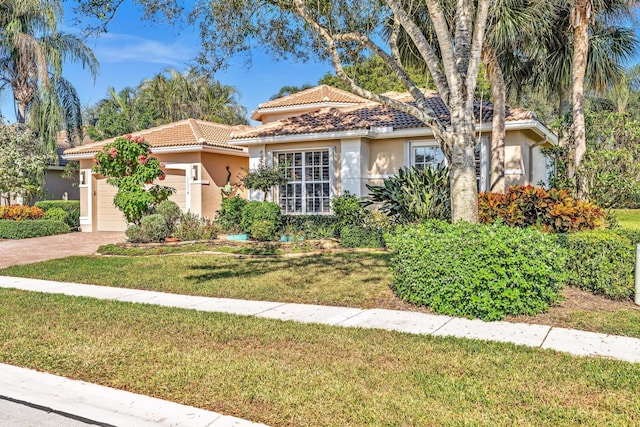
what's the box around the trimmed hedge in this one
[281,215,340,239]
[35,200,80,229]
[0,219,70,239]
[340,225,385,248]
[560,229,635,299]
[386,221,567,321]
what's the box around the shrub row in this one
[479,185,606,233]
[0,205,44,220]
[34,200,80,229]
[340,225,386,248]
[0,219,70,239]
[386,220,568,321]
[561,229,636,299]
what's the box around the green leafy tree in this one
[582,111,640,208]
[92,135,174,224]
[319,56,434,93]
[269,84,314,100]
[0,124,50,204]
[240,156,288,201]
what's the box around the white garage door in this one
[95,179,127,232]
[95,170,187,232]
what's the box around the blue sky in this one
[0,2,333,124]
[1,3,639,125]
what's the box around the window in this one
[412,145,445,169]
[409,139,488,191]
[277,150,331,214]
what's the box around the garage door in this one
[162,169,187,210]
[95,179,127,232]
[94,170,187,232]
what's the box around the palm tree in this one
[567,0,637,199]
[137,67,248,125]
[0,0,98,150]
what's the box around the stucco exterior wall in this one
[368,138,405,177]
[200,152,248,218]
[40,169,79,201]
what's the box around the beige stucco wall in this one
[367,138,406,177]
[200,152,248,219]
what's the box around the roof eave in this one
[251,102,363,121]
[230,129,377,145]
[63,144,247,160]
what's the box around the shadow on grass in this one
[184,252,391,283]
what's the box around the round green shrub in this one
[240,201,282,239]
[386,220,567,321]
[34,201,80,229]
[125,224,145,243]
[155,200,181,233]
[44,207,67,222]
[216,196,247,233]
[140,214,168,242]
[332,191,368,227]
[251,219,279,241]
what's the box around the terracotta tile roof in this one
[233,91,537,139]
[256,85,368,109]
[64,119,245,156]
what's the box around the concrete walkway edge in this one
[0,363,268,427]
[1,275,638,364]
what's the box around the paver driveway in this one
[0,232,124,268]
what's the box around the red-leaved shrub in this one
[479,185,605,233]
[0,205,45,221]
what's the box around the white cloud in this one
[93,33,196,66]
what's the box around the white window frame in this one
[406,140,446,169]
[273,148,335,215]
[406,138,490,192]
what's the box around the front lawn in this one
[0,252,396,308]
[2,252,640,337]
[614,209,640,229]
[1,289,639,427]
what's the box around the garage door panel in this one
[95,170,187,232]
[160,170,187,210]
[96,179,127,232]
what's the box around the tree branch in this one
[385,0,450,103]
[466,0,490,106]
[290,0,446,141]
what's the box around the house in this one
[229,85,557,214]
[64,85,557,231]
[39,139,80,203]
[63,119,249,232]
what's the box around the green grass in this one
[613,209,640,229]
[0,253,394,308]
[1,289,639,427]
[98,243,286,256]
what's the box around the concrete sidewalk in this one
[1,275,639,363]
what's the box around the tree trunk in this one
[572,8,589,200]
[448,104,479,222]
[485,49,505,193]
